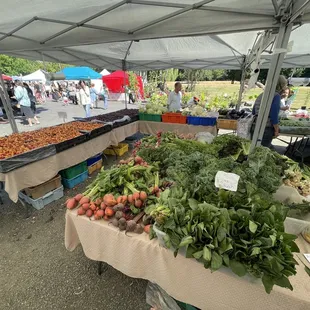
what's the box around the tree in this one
[225,70,242,84]
[182,69,207,91]
[0,54,69,76]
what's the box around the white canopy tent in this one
[0,0,310,141]
[21,69,47,82]
[100,69,110,76]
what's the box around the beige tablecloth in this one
[139,121,217,136]
[65,209,310,310]
[0,121,217,202]
[0,122,139,202]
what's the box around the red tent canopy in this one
[1,74,12,81]
[102,71,144,98]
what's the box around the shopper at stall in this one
[167,82,182,112]
[90,83,98,109]
[100,83,109,109]
[77,80,91,117]
[23,82,37,114]
[252,75,287,148]
[13,80,40,126]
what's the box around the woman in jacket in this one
[14,80,40,126]
[77,80,91,117]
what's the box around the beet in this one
[126,220,137,232]
[134,224,144,234]
[111,218,119,227]
[115,211,123,220]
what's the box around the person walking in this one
[23,82,37,114]
[13,80,40,126]
[90,83,99,109]
[77,80,91,117]
[100,84,109,109]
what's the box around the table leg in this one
[97,261,108,275]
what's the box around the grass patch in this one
[167,81,310,109]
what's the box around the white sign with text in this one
[215,171,240,192]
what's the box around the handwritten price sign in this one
[215,171,240,192]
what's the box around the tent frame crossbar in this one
[129,0,215,34]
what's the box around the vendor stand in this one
[65,209,310,310]
[0,121,217,202]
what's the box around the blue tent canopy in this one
[57,67,102,80]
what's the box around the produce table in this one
[139,121,217,136]
[0,122,139,202]
[65,209,310,310]
[0,121,217,202]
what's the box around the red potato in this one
[104,194,117,207]
[134,156,143,165]
[66,198,77,210]
[79,196,90,205]
[127,195,133,204]
[95,198,102,206]
[86,209,93,218]
[132,192,140,201]
[105,207,115,217]
[82,203,90,211]
[135,199,143,209]
[74,194,83,202]
[144,224,151,234]
[139,191,147,201]
[117,196,122,204]
[97,209,104,218]
[77,207,86,216]
[100,202,107,210]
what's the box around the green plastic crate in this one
[60,161,87,180]
[139,113,162,122]
[175,300,198,310]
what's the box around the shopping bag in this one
[237,114,254,139]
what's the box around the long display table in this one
[0,121,217,202]
[65,209,310,310]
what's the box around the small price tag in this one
[215,171,240,192]
[304,254,310,263]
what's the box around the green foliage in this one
[0,54,68,75]
[128,71,139,93]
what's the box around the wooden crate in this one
[217,119,238,130]
[24,175,62,200]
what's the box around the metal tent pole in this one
[0,72,18,133]
[122,60,128,109]
[250,22,293,150]
[236,58,246,111]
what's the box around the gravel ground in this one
[0,157,150,310]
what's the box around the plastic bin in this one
[19,186,64,210]
[24,174,61,200]
[87,153,102,166]
[162,112,187,124]
[187,116,217,126]
[62,170,88,189]
[60,161,87,179]
[217,119,238,130]
[88,159,103,175]
[104,143,129,157]
[139,113,162,122]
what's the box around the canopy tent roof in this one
[0,1,309,70]
[1,74,12,81]
[57,66,102,80]
[21,69,46,82]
